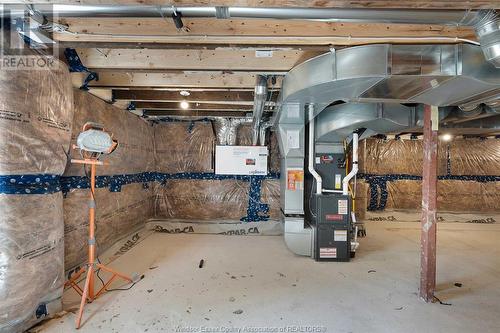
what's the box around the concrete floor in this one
[36,221,500,333]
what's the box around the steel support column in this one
[420,105,438,302]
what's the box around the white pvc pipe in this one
[342,132,359,196]
[307,105,322,195]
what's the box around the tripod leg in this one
[65,267,86,296]
[75,266,93,329]
[66,267,86,286]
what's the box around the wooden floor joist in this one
[113,90,255,102]
[55,18,476,46]
[75,48,321,71]
[143,110,253,118]
[113,90,278,104]
[71,71,283,89]
[137,102,254,111]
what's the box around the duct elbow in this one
[475,10,500,68]
[215,117,251,145]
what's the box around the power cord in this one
[95,257,145,292]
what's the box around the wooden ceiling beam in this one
[58,18,474,38]
[71,71,283,89]
[60,42,330,51]
[56,18,476,46]
[75,48,320,71]
[114,90,255,102]
[136,102,254,111]
[143,110,252,118]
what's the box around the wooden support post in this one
[420,104,438,302]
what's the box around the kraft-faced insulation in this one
[63,90,156,270]
[0,61,73,333]
[356,138,500,214]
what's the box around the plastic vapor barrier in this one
[147,219,283,236]
[356,138,500,214]
[65,90,155,176]
[448,139,500,175]
[63,91,155,271]
[354,180,369,220]
[64,183,155,269]
[261,179,280,220]
[0,61,73,332]
[358,138,448,176]
[152,121,281,224]
[154,179,250,220]
[154,121,214,173]
[384,180,500,212]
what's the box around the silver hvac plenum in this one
[475,10,500,68]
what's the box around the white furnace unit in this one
[215,145,268,175]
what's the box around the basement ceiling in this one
[32,0,499,117]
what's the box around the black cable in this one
[105,277,144,292]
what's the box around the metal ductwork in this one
[474,10,500,68]
[2,5,486,26]
[315,103,420,143]
[251,75,268,146]
[277,44,500,124]
[214,117,252,146]
[276,43,500,258]
[258,121,272,146]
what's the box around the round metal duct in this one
[475,10,500,68]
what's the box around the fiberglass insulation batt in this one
[0,61,73,332]
[152,121,281,222]
[356,138,500,213]
[63,90,155,270]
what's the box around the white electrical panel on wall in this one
[215,146,268,175]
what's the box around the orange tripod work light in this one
[64,122,140,329]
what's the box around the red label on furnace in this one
[325,214,343,221]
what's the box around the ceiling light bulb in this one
[180,101,189,110]
[180,90,190,96]
[441,133,453,141]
